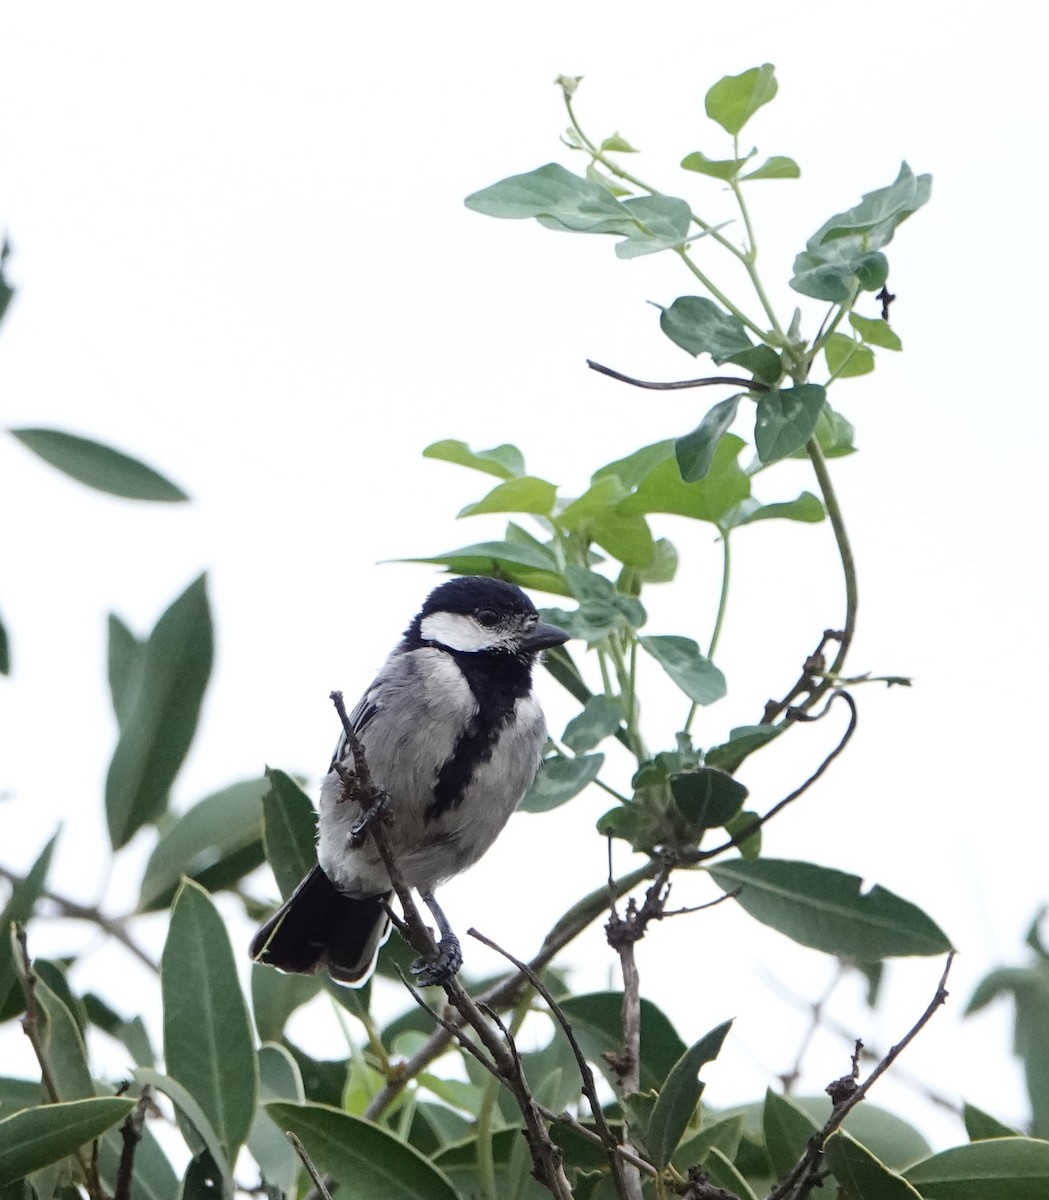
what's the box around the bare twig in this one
[768,953,955,1200]
[0,864,158,973]
[287,1132,333,1200]
[114,1088,152,1200]
[587,359,770,393]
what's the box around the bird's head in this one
[406,577,568,657]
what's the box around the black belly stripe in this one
[425,649,532,822]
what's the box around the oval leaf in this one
[646,1020,733,1167]
[742,155,801,181]
[905,1136,1049,1198]
[162,880,258,1159]
[0,1097,135,1185]
[266,1101,460,1200]
[9,428,188,501]
[520,753,604,813]
[826,1130,924,1198]
[105,575,214,849]
[640,636,726,706]
[755,384,827,464]
[763,1089,820,1181]
[659,296,754,364]
[707,858,953,959]
[705,64,778,135]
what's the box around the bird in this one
[250,575,569,987]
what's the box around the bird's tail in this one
[249,865,390,986]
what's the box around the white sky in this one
[1,0,1047,1153]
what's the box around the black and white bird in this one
[250,576,568,986]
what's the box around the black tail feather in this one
[250,865,390,986]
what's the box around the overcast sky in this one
[2,0,1046,1148]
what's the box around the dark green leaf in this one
[646,1021,732,1167]
[0,836,56,1022]
[791,246,889,301]
[133,1069,233,1199]
[905,1136,1049,1199]
[670,768,747,828]
[763,1090,819,1182]
[675,396,743,483]
[620,435,750,525]
[825,332,875,378]
[742,155,800,181]
[672,1113,746,1173]
[398,540,568,596]
[0,1078,45,1117]
[32,979,93,1101]
[826,1130,923,1198]
[247,1044,304,1196]
[725,810,762,859]
[281,1043,348,1109]
[422,439,524,479]
[795,405,856,459]
[0,1098,135,1186]
[680,152,749,180]
[705,64,779,135]
[252,966,322,1044]
[139,779,267,910]
[755,384,827,464]
[707,858,954,959]
[105,575,213,849]
[0,612,9,675]
[640,636,726,705]
[261,769,317,900]
[266,1102,460,1200]
[700,720,777,768]
[458,476,557,518]
[964,1103,1021,1141]
[563,696,624,753]
[559,993,687,1092]
[520,754,604,813]
[106,615,142,732]
[705,1146,760,1200]
[849,314,902,350]
[730,343,783,383]
[659,297,754,364]
[8,429,188,502]
[162,881,257,1159]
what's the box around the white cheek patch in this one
[421,611,503,652]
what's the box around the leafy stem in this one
[676,247,766,338]
[728,136,785,339]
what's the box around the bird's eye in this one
[475,608,499,626]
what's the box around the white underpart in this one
[420,611,510,652]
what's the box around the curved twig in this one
[587,359,770,392]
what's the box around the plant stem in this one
[728,137,785,339]
[805,439,857,687]
[708,531,732,662]
[676,247,766,338]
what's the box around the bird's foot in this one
[348,789,392,847]
[410,935,463,987]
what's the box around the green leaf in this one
[0,611,9,676]
[600,131,638,153]
[594,441,675,491]
[706,1145,760,1200]
[825,332,875,378]
[675,396,742,483]
[659,297,754,364]
[742,155,801,181]
[670,768,747,828]
[557,476,628,530]
[797,405,857,459]
[726,810,762,859]
[680,152,749,180]
[964,1103,1021,1141]
[640,636,726,705]
[106,614,143,732]
[706,64,778,135]
[82,994,155,1068]
[905,1137,1049,1198]
[646,1020,732,1167]
[133,1068,234,1199]
[620,434,750,525]
[458,476,557,518]
[247,1044,304,1196]
[252,966,321,1045]
[261,769,318,900]
[559,993,687,1092]
[763,1089,820,1182]
[591,512,656,569]
[0,836,56,1022]
[849,314,902,350]
[707,858,954,959]
[755,384,827,464]
[641,537,679,584]
[8,429,188,502]
[162,880,258,1159]
[791,164,931,301]
[724,491,825,529]
[105,575,213,849]
[826,1130,923,1198]
[705,725,782,772]
[0,239,13,330]
[399,540,568,596]
[520,754,604,813]
[565,566,646,637]
[0,1097,135,1186]
[422,439,524,479]
[266,1101,460,1200]
[139,779,267,910]
[611,196,694,259]
[32,978,93,1101]
[563,696,624,754]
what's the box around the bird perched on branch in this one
[250,576,568,986]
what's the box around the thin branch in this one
[287,1132,333,1200]
[0,864,158,973]
[587,359,769,393]
[114,1088,152,1200]
[768,953,955,1200]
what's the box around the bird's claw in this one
[348,790,391,847]
[410,935,463,987]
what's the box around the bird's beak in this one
[521,621,570,652]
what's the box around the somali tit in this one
[250,576,569,986]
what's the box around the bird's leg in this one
[410,889,463,986]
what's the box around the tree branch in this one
[587,359,769,393]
